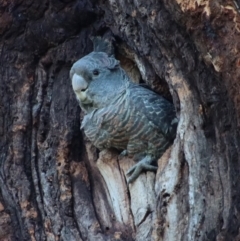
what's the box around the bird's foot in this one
[126,156,157,184]
[119,150,128,159]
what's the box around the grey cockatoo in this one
[70,38,178,183]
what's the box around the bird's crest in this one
[91,36,115,57]
[85,52,119,70]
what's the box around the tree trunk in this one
[1,0,240,240]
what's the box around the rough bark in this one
[0,0,240,241]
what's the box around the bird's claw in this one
[126,157,157,184]
[119,150,128,159]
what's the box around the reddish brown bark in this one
[0,0,240,240]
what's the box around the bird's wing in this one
[128,83,178,140]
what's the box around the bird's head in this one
[70,52,129,112]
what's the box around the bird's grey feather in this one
[70,39,178,183]
[92,36,115,56]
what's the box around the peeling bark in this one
[1,0,240,240]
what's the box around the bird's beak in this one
[72,73,88,102]
[72,73,88,92]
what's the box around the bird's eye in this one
[93,69,99,76]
